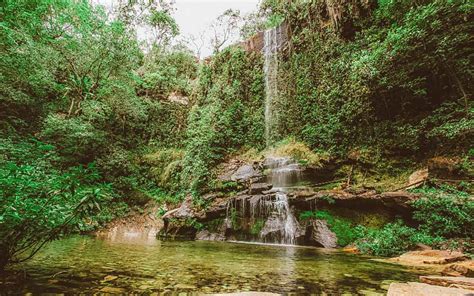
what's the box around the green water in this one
[3,236,425,294]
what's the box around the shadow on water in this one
[1,235,427,294]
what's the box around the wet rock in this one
[442,261,474,277]
[387,282,472,296]
[249,183,272,194]
[102,275,118,282]
[231,164,261,182]
[307,219,337,248]
[159,196,199,240]
[195,229,226,241]
[420,276,474,290]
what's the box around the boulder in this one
[419,276,474,290]
[231,164,261,182]
[195,229,226,241]
[387,282,472,296]
[307,219,337,248]
[442,261,474,277]
[249,183,272,194]
[407,168,429,189]
[159,196,199,239]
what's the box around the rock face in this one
[306,220,337,248]
[249,183,272,194]
[387,282,472,296]
[159,196,199,239]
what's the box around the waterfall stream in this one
[226,157,302,245]
[264,25,284,147]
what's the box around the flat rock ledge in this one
[387,250,469,268]
[387,282,473,296]
[420,276,474,290]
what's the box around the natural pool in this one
[2,235,426,294]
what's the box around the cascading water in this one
[226,157,303,245]
[225,23,299,245]
[264,25,284,147]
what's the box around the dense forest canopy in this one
[0,0,472,269]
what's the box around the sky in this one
[95,0,261,57]
[173,0,261,57]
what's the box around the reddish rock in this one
[419,276,474,290]
[442,261,474,277]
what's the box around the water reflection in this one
[2,236,424,294]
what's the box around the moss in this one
[250,219,265,235]
[266,137,330,167]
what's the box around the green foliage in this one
[271,0,472,156]
[250,219,265,235]
[411,186,474,238]
[182,47,265,192]
[355,221,443,257]
[300,210,363,247]
[0,138,117,269]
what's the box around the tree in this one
[210,9,242,53]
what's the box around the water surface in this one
[3,235,425,294]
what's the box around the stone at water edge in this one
[419,276,474,290]
[389,250,470,266]
[443,261,474,277]
[231,164,260,182]
[387,282,472,296]
[248,183,272,194]
[308,219,337,248]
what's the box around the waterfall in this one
[264,25,284,147]
[226,156,301,245]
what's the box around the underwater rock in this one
[387,282,471,296]
[307,219,337,248]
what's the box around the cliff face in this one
[321,0,377,38]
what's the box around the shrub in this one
[300,210,363,247]
[355,221,443,257]
[411,186,474,238]
[0,139,115,270]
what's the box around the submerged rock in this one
[387,282,472,296]
[307,219,337,248]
